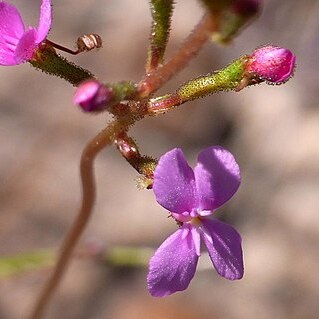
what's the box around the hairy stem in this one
[30,45,94,86]
[28,117,135,319]
[138,13,217,97]
[146,0,175,72]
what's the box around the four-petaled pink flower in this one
[0,0,52,66]
[148,146,244,297]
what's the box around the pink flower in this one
[0,0,52,66]
[246,45,296,83]
[148,146,243,297]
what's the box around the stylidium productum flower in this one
[246,45,296,84]
[148,146,243,297]
[0,0,52,66]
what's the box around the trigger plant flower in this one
[148,146,243,297]
[0,0,52,66]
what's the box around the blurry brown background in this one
[1,0,319,318]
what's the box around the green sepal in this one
[109,81,137,102]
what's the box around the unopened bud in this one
[115,134,140,160]
[246,46,296,84]
[211,0,262,44]
[73,80,113,112]
[232,0,261,16]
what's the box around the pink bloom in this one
[148,146,243,297]
[246,45,296,83]
[0,0,52,66]
[73,80,114,112]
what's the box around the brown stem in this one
[46,39,80,55]
[114,131,157,179]
[28,118,135,319]
[138,13,217,97]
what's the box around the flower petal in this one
[36,0,52,43]
[153,148,197,214]
[201,218,244,280]
[0,2,25,64]
[147,225,199,297]
[14,28,37,64]
[0,2,25,40]
[0,48,16,66]
[194,146,240,210]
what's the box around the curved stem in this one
[138,13,217,97]
[28,118,135,319]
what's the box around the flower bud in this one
[206,0,262,44]
[115,134,140,160]
[232,0,261,16]
[73,80,113,112]
[246,46,296,83]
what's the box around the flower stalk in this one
[138,13,217,97]
[146,0,175,72]
[28,115,140,319]
[148,56,250,113]
[211,0,261,44]
[0,246,154,280]
[29,44,94,86]
[114,132,157,178]
[199,0,262,44]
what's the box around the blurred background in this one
[0,0,319,318]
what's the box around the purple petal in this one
[14,28,37,64]
[201,218,244,280]
[0,2,25,65]
[153,148,197,214]
[194,146,240,210]
[0,48,16,66]
[147,225,199,297]
[36,0,52,43]
[0,2,25,40]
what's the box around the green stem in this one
[0,246,153,280]
[146,0,175,72]
[148,56,250,113]
[104,247,153,267]
[0,250,55,279]
[30,44,94,86]
[177,56,248,100]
